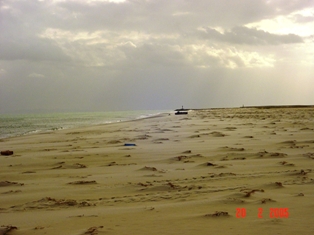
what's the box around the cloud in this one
[38,24,284,69]
[293,9,314,23]
[0,1,70,62]
[180,44,275,69]
[0,39,71,62]
[246,7,314,37]
[0,0,313,113]
[28,73,46,78]
[198,26,303,45]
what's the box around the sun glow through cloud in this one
[246,8,314,37]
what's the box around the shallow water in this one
[0,110,170,139]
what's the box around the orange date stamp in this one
[236,208,289,218]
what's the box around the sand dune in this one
[0,107,314,234]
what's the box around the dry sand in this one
[0,107,314,234]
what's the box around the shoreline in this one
[0,110,171,141]
[1,107,314,234]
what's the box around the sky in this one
[0,0,314,113]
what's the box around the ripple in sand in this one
[256,151,287,158]
[210,131,226,137]
[106,161,137,166]
[1,190,22,194]
[0,225,18,234]
[107,140,122,144]
[0,181,24,187]
[189,134,200,138]
[140,166,158,171]
[261,198,276,204]
[83,226,104,235]
[240,189,265,198]
[204,211,230,217]
[275,182,283,188]
[51,162,87,169]
[290,169,311,176]
[278,140,310,149]
[278,161,295,166]
[139,166,167,173]
[222,197,245,204]
[300,127,313,131]
[303,152,314,159]
[173,154,203,163]
[224,126,237,131]
[8,197,95,211]
[143,174,163,177]
[154,138,170,141]
[221,146,245,151]
[68,180,97,185]
[232,157,246,160]
[204,162,216,166]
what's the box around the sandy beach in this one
[1,107,314,235]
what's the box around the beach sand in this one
[1,107,314,234]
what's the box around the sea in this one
[0,110,171,139]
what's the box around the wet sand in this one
[1,107,314,234]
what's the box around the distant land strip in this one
[188,105,314,110]
[240,105,314,109]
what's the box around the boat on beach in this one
[175,106,189,115]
